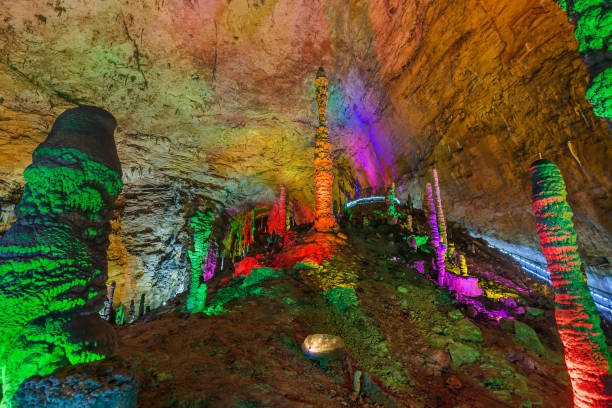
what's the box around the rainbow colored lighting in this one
[530,159,612,407]
[313,67,338,232]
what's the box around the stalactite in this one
[433,168,447,247]
[530,159,612,407]
[0,106,123,406]
[224,208,268,258]
[426,183,446,286]
[313,67,337,232]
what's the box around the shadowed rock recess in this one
[0,0,610,406]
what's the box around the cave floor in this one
[97,212,580,408]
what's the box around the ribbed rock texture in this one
[530,159,612,407]
[0,106,123,405]
[0,0,610,310]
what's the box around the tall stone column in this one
[0,106,123,406]
[313,67,337,232]
[530,159,612,407]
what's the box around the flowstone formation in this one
[530,159,612,407]
[0,106,123,406]
[313,67,338,233]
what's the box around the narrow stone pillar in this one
[313,67,338,232]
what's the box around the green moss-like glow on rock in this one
[186,209,213,313]
[586,67,612,118]
[115,303,125,325]
[0,143,122,407]
[202,267,282,316]
[556,0,612,120]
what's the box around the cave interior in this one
[0,0,611,407]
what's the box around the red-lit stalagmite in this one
[313,67,337,232]
[530,159,612,407]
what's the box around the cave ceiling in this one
[0,0,610,290]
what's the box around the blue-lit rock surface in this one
[13,360,138,408]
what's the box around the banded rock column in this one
[313,67,338,232]
[530,159,612,407]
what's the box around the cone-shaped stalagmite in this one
[313,67,337,232]
[0,106,123,406]
[530,159,612,407]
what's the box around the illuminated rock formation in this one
[186,209,213,313]
[530,159,612,407]
[426,183,446,286]
[386,183,399,222]
[203,239,218,282]
[433,169,447,247]
[0,106,123,406]
[224,208,267,259]
[555,0,611,122]
[267,185,287,237]
[103,281,116,321]
[313,67,337,233]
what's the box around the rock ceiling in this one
[0,0,610,307]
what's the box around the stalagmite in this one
[530,159,612,407]
[433,169,447,247]
[186,209,213,313]
[426,183,446,286]
[0,106,123,406]
[313,67,338,232]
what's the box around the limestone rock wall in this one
[0,0,609,308]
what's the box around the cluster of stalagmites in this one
[0,106,123,406]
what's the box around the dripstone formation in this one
[0,106,123,406]
[530,159,612,407]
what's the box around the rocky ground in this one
[20,206,609,408]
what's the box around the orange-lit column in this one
[314,67,337,232]
[530,159,612,407]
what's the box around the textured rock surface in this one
[13,360,138,408]
[0,106,123,404]
[0,0,610,310]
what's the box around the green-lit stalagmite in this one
[186,209,213,313]
[530,159,612,407]
[0,106,123,406]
